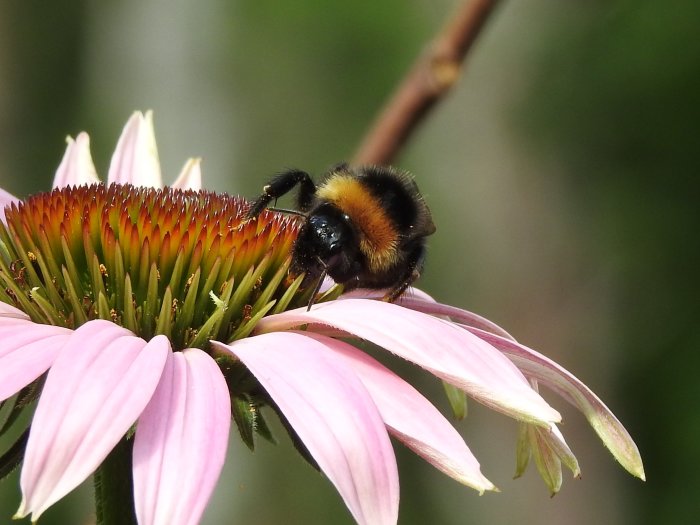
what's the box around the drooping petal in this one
[514,421,532,478]
[0,319,72,401]
[396,294,515,340]
[171,157,202,191]
[528,423,563,496]
[303,332,495,493]
[535,423,579,481]
[215,332,400,525]
[17,321,170,520]
[541,423,579,477]
[133,348,231,525]
[256,299,561,426]
[0,187,19,224]
[52,132,99,188]
[107,110,163,188]
[516,421,580,496]
[466,326,645,481]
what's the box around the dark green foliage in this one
[519,1,700,522]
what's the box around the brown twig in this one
[352,0,501,166]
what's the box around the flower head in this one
[0,111,644,525]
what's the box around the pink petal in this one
[0,186,19,224]
[396,295,516,340]
[466,326,646,481]
[342,290,515,340]
[107,111,163,188]
[0,319,72,401]
[214,332,400,525]
[340,286,434,304]
[52,132,99,188]
[133,348,231,525]
[303,332,496,493]
[17,321,170,520]
[256,299,561,426]
[171,158,202,191]
[0,301,31,319]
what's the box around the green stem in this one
[93,437,137,525]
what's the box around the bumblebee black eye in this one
[304,208,357,261]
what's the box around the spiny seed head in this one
[0,184,306,350]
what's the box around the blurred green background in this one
[1,0,697,523]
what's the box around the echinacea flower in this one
[0,111,644,525]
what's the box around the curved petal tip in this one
[107,110,163,188]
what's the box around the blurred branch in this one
[352,0,501,166]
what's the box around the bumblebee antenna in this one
[267,207,307,218]
[306,258,328,311]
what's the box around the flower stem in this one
[94,437,137,525]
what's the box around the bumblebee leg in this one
[382,244,427,303]
[247,169,316,219]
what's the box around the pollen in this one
[0,184,304,349]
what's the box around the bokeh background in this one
[1,0,697,523]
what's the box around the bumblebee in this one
[247,163,436,308]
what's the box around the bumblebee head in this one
[292,203,362,284]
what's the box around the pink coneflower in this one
[0,112,644,525]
